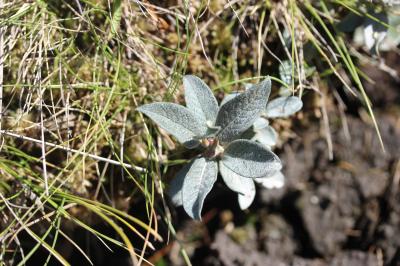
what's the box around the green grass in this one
[0,0,392,265]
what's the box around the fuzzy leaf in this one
[253,117,269,130]
[238,181,255,210]
[182,157,218,220]
[381,14,400,51]
[363,24,377,50]
[265,96,303,118]
[244,83,253,90]
[205,125,221,138]
[279,60,293,86]
[364,24,387,50]
[137,103,207,148]
[221,139,281,178]
[253,125,278,147]
[255,171,285,189]
[168,162,193,206]
[279,86,292,97]
[184,75,219,124]
[219,162,254,195]
[222,80,273,101]
[220,92,240,106]
[215,78,271,143]
[353,12,388,52]
[388,14,400,41]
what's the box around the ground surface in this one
[2,1,400,265]
[156,53,400,266]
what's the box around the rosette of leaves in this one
[137,75,282,219]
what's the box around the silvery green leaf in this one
[216,78,271,144]
[279,60,293,86]
[220,92,240,106]
[137,103,207,148]
[205,125,221,138]
[244,83,253,90]
[238,181,255,210]
[220,82,256,107]
[168,162,192,206]
[184,75,219,124]
[253,125,278,147]
[265,96,303,118]
[360,12,388,51]
[364,23,387,50]
[363,24,376,50]
[239,127,256,140]
[221,139,282,178]
[219,162,254,195]
[253,117,269,130]
[388,13,400,41]
[255,171,285,189]
[279,86,292,97]
[182,157,218,220]
[353,26,365,46]
[282,28,292,49]
[381,14,400,51]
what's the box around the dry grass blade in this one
[0,192,70,266]
[0,130,146,172]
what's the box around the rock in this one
[329,251,378,266]
[211,231,287,266]
[260,214,297,260]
